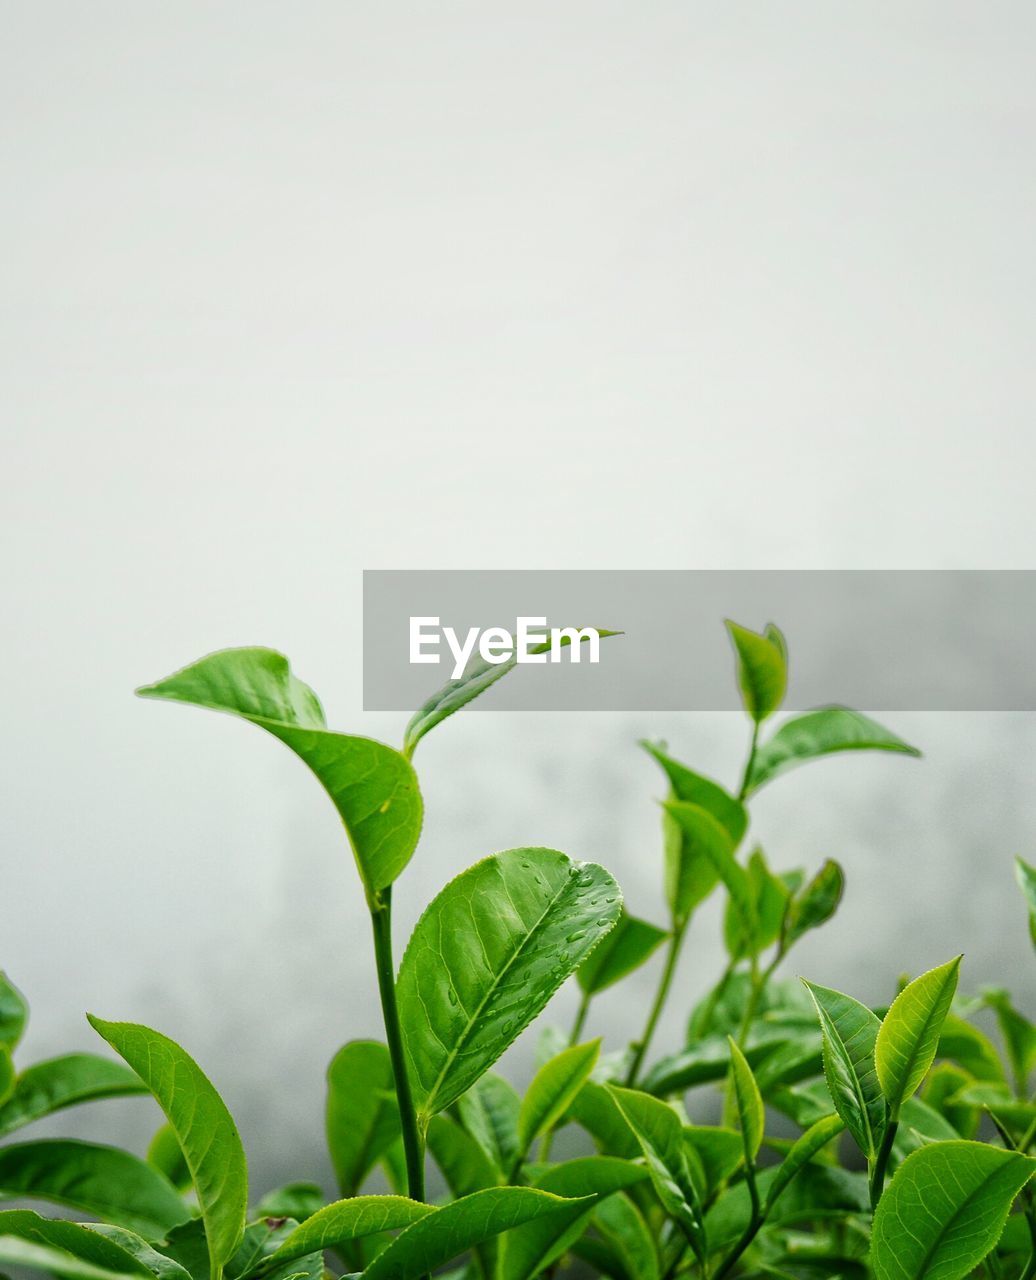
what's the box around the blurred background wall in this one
[3,1,1035,1196]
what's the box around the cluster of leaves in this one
[2,620,1035,1280]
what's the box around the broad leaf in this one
[88,1226,195,1280]
[784,860,845,948]
[0,1211,156,1280]
[982,988,1036,1093]
[1016,857,1036,947]
[359,1187,587,1280]
[593,1192,659,1280]
[875,957,961,1116]
[607,1087,704,1253]
[403,629,619,757]
[640,743,748,844]
[937,1014,1005,1084]
[262,1197,432,1268]
[763,1112,844,1213]
[663,802,753,933]
[726,620,787,722]
[455,1073,522,1174]
[871,1141,1036,1280]
[0,974,27,1051]
[253,1182,324,1222]
[498,1158,648,1280]
[397,848,621,1120]
[138,648,422,897]
[567,1081,638,1159]
[517,1040,600,1161]
[0,1054,147,1139]
[88,1016,248,1280]
[0,1140,189,1238]
[746,707,920,796]
[427,1115,499,1198]
[683,1126,744,1198]
[326,1041,400,1196]
[642,1032,790,1096]
[727,1038,764,1162]
[576,911,667,995]
[802,980,887,1159]
[706,1164,869,1252]
[148,1124,191,1193]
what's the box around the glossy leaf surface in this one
[516,1040,600,1160]
[264,1197,431,1267]
[803,980,887,1159]
[875,957,961,1115]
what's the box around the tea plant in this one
[2,619,1035,1280]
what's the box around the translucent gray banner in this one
[363,570,1036,711]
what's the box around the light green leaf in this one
[87,1225,195,1280]
[88,1016,248,1280]
[403,629,620,758]
[726,1038,764,1162]
[360,1187,587,1280]
[875,957,961,1117]
[0,1236,139,1280]
[566,1081,638,1159]
[0,1211,155,1280]
[455,1073,522,1174]
[663,801,753,933]
[147,1124,190,1193]
[784,860,845,948]
[325,1041,400,1197]
[982,988,1036,1093]
[802,980,887,1159]
[640,743,748,844]
[0,1054,147,1139]
[723,847,788,961]
[606,1087,704,1253]
[0,975,27,1052]
[398,848,621,1120]
[763,1112,844,1213]
[576,911,667,996]
[871,1141,1036,1280]
[517,1040,600,1161]
[594,1192,659,1280]
[0,1140,189,1238]
[137,648,422,897]
[253,1184,324,1223]
[262,1197,431,1268]
[746,707,921,796]
[725,620,787,723]
[498,1158,648,1280]
[1016,857,1036,948]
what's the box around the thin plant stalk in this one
[624,924,687,1088]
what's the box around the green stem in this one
[370,889,425,1202]
[737,721,760,802]
[868,1118,898,1211]
[624,923,688,1088]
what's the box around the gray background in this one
[3,2,1035,1198]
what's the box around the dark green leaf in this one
[981,988,1036,1093]
[326,1041,400,1197]
[642,1032,790,1096]
[593,1192,658,1280]
[802,980,887,1159]
[0,1054,147,1139]
[397,848,621,1120]
[253,1184,324,1222]
[705,1165,868,1252]
[723,848,788,961]
[746,707,921,796]
[875,957,961,1116]
[427,1115,498,1198]
[683,1127,744,1198]
[871,1141,1036,1280]
[87,1226,195,1280]
[0,1140,189,1238]
[262,1197,431,1268]
[936,1014,1005,1085]
[784,860,845,948]
[0,976,27,1052]
[455,1073,522,1174]
[725,620,787,723]
[663,802,753,934]
[0,1050,12,1108]
[517,1040,600,1161]
[404,629,620,757]
[576,911,667,996]
[0,1211,156,1280]
[88,1016,248,1280]
[138,649,422,897]
[567,1082,638,1159]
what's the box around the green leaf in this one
[642,1032,790,1096]
[253,1184,325,1223]
[137,649,422,898]
[517,1040,600,1161]
[763,1112,844,1213]
[147,1124,191,1194]
[0,1237,138,1280]
[576,911,667,996]
[0,975,27,1052]
[359,1187,588,1280]
[802,980,887,1159]
[325,1041,401,1197]
[606,1087,704,1253]
[663,802,753,933]
[398,848,621,1120]
[87,1225,195,1280]
[404,629,620,757]
[427,1115,499,1198]
[0,1054,148,1139]
[683,1126,744,1198]
[567,1081,638,1159]
[640,743,748,845]
[746,707,921,796]
[726,1038,764,1162]
[784,860,845,948]
[1016,857,1036,948]
[0,1211,156,1280]
[498,1158,648,1280]
[262,1197,431,1269]
[723,847,788,961]
[705,1164,868,1252]
[0,1049,12,1108]
[937,1014,1005,1085]
[0,1140,189,1238]
[594,1192,659,1280]
[875,957,961,1117]
[454,1072,521,1177]
[871,1141,1036,1280]
[88,1016,248,1280]
[725,620,787,723]
[982,988,1036,1093]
